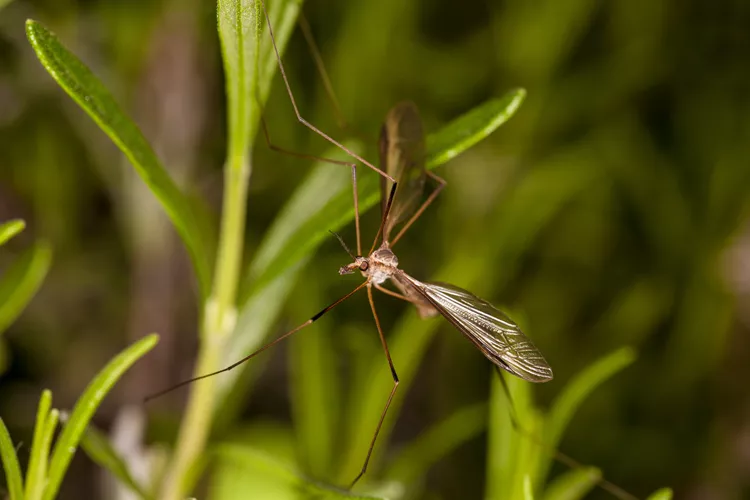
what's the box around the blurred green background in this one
[1,0,750,498]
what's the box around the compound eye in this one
[359,261,369,271]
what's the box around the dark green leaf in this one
[26,21,212,298]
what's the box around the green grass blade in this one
[538,347,636,486]
[0,242,52,337]
[0,220,25,247]
[79,425,150,500]
[426,88,526,167]
[541,467,601,500]
[385,402,487,484]
[646,488,673,500]
[25,21,212,298]
[43,334,159,500]
[0,418,23,500]
[24,389,52,500]
[214,444,385,499]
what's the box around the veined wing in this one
[379,101,426,241]
[398,273,553,383]
[391,273,439,319]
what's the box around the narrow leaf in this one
[0,220,25,247]
[43,334,158,500]
[24,389,52,500]
[215,444,385,499]
[0,418,23,500]
[542,467,601,500]
[242,92,523,301]
[25,21,212,297]
[79,425,150,500]
[426,88,526,167]
[218,0,262,163]
[0,242,52,337]
[646,488,673,500]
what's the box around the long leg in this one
[369,182,398,255]
[297,13,346,132]
[349,286,400,488]
[374,283,416,304]
[258,110,363,255]
[390,170,447,247]
[144,281,368,403]
[260,0,395,186]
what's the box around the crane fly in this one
[145,100,553,487]
[142,3,654,497]
[145,0,552,490]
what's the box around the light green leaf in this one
[542,467,601,500]
[0,418,23,500]
[79,425,150,500]
[218,0,263,164]
[646,488,673,500]
[0,242,52,337]
[242,92,524,300]
[214,444,385,499]
[43,334,159,500]
[0,220,25,247]
[24,390,55,500]
[25,21,212,298]
[538,348,636,486]
[385,402,487,484]
[425,88,526,167]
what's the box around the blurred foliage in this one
[1,0,750,499]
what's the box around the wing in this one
[391,273,439,318]
[379,101,427,241]
[398,274,553,383]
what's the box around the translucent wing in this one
[398,274,553,382]
[379,101,426,242]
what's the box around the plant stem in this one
[160,157,250,500]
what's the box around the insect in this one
[145,0,554,490]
